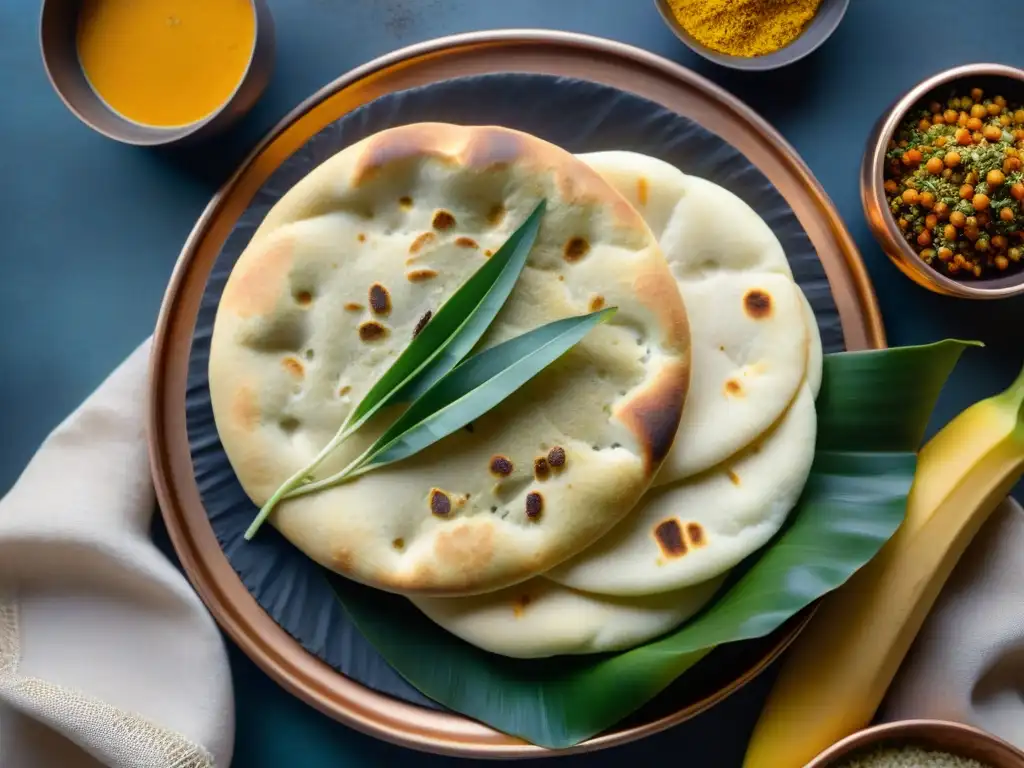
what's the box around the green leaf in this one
[287,308,616,498]
[326,340,975,748]
[815,339,981,452]
[243,200,546,539]
[351,198,547,422]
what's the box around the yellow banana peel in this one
[743,360,1024,768]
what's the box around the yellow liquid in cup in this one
[76,0,256,128]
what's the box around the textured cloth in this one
[883,495,1024,748]
[0,339,234,767]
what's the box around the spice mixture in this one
[884,87,1024,280]
[837,744,992,768]
[666,0,822,58]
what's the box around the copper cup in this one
[39,0,275,146]
[861,63,1024,299]
[806,720,1024,768]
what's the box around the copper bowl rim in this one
[861,62,1024,299]
[38,0,273,146]
[148,28,885,759]
[651,0,850,72]
[805,719,1024,767]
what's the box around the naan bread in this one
[209,124,691,597]
[653,271,808,484]
[578,151,809,482]
[578,151,793,278]
[410,573,724,658]
[800,289,823,398]
[546,383,817,595]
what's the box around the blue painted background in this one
[2,1,1023,765]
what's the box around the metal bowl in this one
[861,63,1024,299]
[39,0,275,146]
[653,0,849,71]
[806,720,1024,768]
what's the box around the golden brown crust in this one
[654,518,687,557]
[633,269,691,356]
[743,288,773,319]
[219,237,296,318]
[349,123,648,231]
[229,386,261,434]
[408,232,436,254]
[281,357,305,378]
[615,358,691,474]
[432,522,496,582]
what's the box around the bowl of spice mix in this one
[40,0,274,146]
[805,719,1024,768]
[654,0,849,70]
[863,64,1024,299]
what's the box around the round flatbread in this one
[210,124,691,597]
[577,151,793,278]
[654,270,809,484]
[546,383,817,595]
[410,574,724,658]
[799,288,823,398]
[578,151,808,483]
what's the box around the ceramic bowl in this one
[806,719,1024,768]
[861,63,1024,299]
[653,0,849,71]
[39,0,275,146]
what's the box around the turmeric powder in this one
[667,0,823,58]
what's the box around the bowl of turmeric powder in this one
[654,0,848,71]
[40,0,275,146]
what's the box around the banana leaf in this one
[326,340,974,748]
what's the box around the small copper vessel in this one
[39,0,275,146]
[861,63,1024,299]
[807,719,1024,768]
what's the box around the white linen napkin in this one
[882,495,1024,748]
[0,338,234,768]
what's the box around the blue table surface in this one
[3,1,1024,765]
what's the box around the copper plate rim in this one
[148,29,886,759]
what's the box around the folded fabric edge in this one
[0,592,216,768]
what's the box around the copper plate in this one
[149,30,885,759]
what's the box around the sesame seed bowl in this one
[806,720,1024,768]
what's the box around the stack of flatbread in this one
[209,125,823,659]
